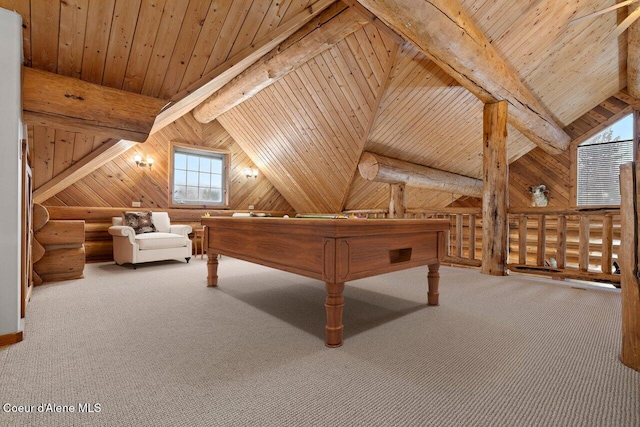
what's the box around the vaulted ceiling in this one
[1,0,634,212]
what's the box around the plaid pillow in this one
[122,211,157,234]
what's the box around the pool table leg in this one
[325,281,345,347]
[427,263,440,306]
[207,254,219,287]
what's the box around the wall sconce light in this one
[243,167,259,179]
[134,154,153,169]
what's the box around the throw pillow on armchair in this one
[122,211,157,234]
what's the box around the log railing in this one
[343,206,621,285]
[404,208,482,267]
[507,207,621,285]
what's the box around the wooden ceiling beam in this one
[192,3,370,124]
[355,0,571,155]
[358,152,483,197]
[22,67,165,142]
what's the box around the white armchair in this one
[108,212,192,269]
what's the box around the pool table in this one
[202,216,450,347]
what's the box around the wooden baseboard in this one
[0,331,23,347]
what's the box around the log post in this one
[389,183,406,218]
[482,101,509,276]
[619,162,640,371]
[556,214,567,269]
[579,216,590,272]
[469,214,476,260]
[519,214,527,265]
[537,215,546,267]
[456,214,463,258]
[602,214,613,275]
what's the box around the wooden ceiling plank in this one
[356,0,570,155]
[101,0,142,89]
[177,0,234,93]
[280,0,313,23]
[219,108,316,211]
[57,0,89,79]
[226,0,272,59]
[30,0,60,73]
[80,0,115,84]
[351,26,386,87]
[253,0,294,42]
[192,4,369,124]
[32,126,55,189]
[23,67,166,142]
[286,68,356,177]
[139,0,190,97]
[52,129,75,177]
[267,79,344,188]
[344,31,380,93]
[201,0,253,79]
[152,0,336,133]
[305,57,365,152]
[92,135,113,151]
[372,60,455,146]
[157,0,212,99]
[121,0,167,93]
[363,24,394,69]
[340,41,398,210]
[71,133,96,162]
[324,43,374,124]
[241,92,335,211]
[34,139,138,203]
[310,53,367,143]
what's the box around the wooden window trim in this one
[168,141,230,209]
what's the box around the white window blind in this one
[576,114,634,206]
[577,140,633,205]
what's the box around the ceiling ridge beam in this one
[355,0,571,155]
[192,3,370,124]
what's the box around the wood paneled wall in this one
[43,115,293,212]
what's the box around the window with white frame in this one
[577,114,634,206]
[171,145,228,206]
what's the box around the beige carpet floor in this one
[0,257,638,426]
